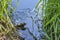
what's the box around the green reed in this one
[0,0,22,40]
[36,0,60,40]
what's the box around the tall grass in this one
[42,0,60,40]
[0,0,22,40]
[36,0,60,40]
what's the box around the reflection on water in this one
[11,8,45,40]
[12,0,38,10]
[12,0,45,40]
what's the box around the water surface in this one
[12,0,45,40]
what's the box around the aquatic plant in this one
[37,0,60,40]
[36,0,60,40]
[0,0,23,40]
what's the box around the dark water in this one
[12,0,45,40]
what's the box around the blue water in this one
[12,0,38,10]
[12,0,45,40]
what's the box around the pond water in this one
[12,0,38,10]
[12,0,45,40]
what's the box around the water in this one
[12,0,45,40]
[12,0,38,10]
